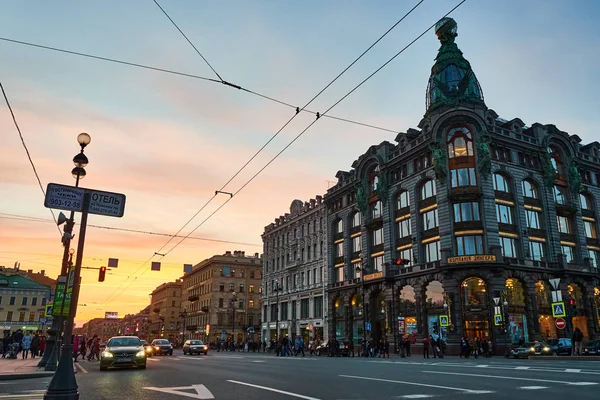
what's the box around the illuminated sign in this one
[105,312,118,319]
[447,255,496,264]
[363,271,383,281]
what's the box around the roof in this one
[27,272,56,288]
[0,274,51,291]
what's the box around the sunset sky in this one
[1,0,598,326]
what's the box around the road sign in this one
[555,317,567,330]
[439,315,449,327]
[45,303,54,317]
[87,189,126,218]
[549,278,561,290]
[493,297,500,306]
[552,302,566,318]
[365,322,372,331]
[494,314,503,326]
[143,384,214,399]
[44,183,84,212]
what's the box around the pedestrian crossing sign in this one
[45,303,53,317]
[552,301,566,318]
[494,314,503,326]
[439,315,449,327]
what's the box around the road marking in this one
[339,375,493,394]
[143,384,214,399]
[252,360,266,363]
[0,395,45,398]
[227,380,321,400]
[519,386,548,390]
[75,362,88,373]
[422,371,598,386]
[565,369,581,373]
[398,395,435,398]
[515,366,530,370]
[147,357,159,361]
[476,365,489,368]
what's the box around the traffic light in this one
[98,266,106,282]
[395,258,411,266]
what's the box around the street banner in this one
[52,283,66,317]
[62,266,76,317]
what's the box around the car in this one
[140,340,154,357]
[183,340,208,355]
[510,342,545,359]
[545,338,572,356]
[100,336,147,371]
[315,340,350,357]
[582,340,600,355]
[151,339,173,355]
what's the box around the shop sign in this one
[447,255,496,264]
[397,317,405,334]
[552,302,566,318]
[364,271,383,281]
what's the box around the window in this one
[32,297,37,306]
[218,298,224,308]
[493,173,510,193]
[557,216,571,234]
[589,250,599,268]
[281,302,288,320]
[584,221,597,238]
[454,202,480,222]
[221,266,231,277]
[270,304,277,321]
[249,285,255,293]
[314,297,323,318]
[422,209,439,230]
[526,210,542,229]
[352,236,361,253]
[496,204,513,224]
[307,270,311,286]
[372,228,384,246]
[396,191,410,209]
[529,241,545,261]
[456,235,484,255]
[522,180,538,199]
[9,297,15,305]
[335,242,344,258]
[553,186,567,205]
[239,284,245,293]
[249,299,255,309]
[397,219,411,238]
[397,248,413,266]
[300,299,309,318]
[250,271,255,279]
[373,255,384,272]
[421,180,436,200]
[580,193,592,210]
[291,301,297,320]
[336,220,343,234]
[352,213,361,227]
[562,245,575,263]
[335,266,344,283]
[371,201,382,219]
[19,312,25,322]
[425,241,441,262]
[219,283,224,292]
[29,312,35,322]
[500,237,517,257]
[239,299,244,309]
[22,297,27,306]
[451,168,477,187]
[229,283,234,292]
[447,127,473,158]
[6,312,12,322]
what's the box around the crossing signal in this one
[395,258,411,266]
[98,266,106,282]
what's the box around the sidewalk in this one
[0,357,54,380]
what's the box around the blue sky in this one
[1,0,598,321]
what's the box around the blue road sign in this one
[494,314,503,326]
[365,322,371,331]
[552,302,566,318]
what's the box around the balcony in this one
[187,295,199,302]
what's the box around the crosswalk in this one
[0,389,46,399]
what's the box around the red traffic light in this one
[98,266,107,282]
[568,298,576,306]
[395,258,410,265]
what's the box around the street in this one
[1,351,599,400]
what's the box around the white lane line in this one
[515,366,530,370]
[75,362,88,374]
[565,369,582,373]
[0,395,44,398]
[252,360,266,363]
[519,386,549,390]
[399,395,435,398]
[227,380,321,400]
[339,375,493,394]
[422,371,598,386]
[476,365,489,368]
[147,357,159,362]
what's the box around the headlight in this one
[530,347,535,352]
[101,351,113,358]
[543,347,550,352]
[136,350,146,358]
[146,347,152,352]
[154,346,160,350]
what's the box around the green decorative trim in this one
[430,140,447,182]
[355,178,369,216]
[540,152,557,188]
[475,130,491,179]
[375,170,390,204]
[567,160,582,196]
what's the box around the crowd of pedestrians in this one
[1,330,44,359]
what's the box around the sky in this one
[1,0,599,326]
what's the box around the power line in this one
[101,2,426,305]
[0,213,261,247]
[153,0,223,81]
[0,37,400,135]
[103,2,463,306]
[0,81,61,236]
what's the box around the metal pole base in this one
[44,339,62,371]
[44,344,78,400]
[38,329,57,368]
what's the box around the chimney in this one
[28,269,33,274]
[241,251,245,257]
[41,270,45,276]
[225,251,232,256]
[310,199,315,207]
[316,195,322,204]
[255,252,259,258]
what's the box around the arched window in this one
[447,127,474,158]
[335,219,343,234]
[351,212,361,228]
[553,185,567,205]
[493,173,510,193]
[522,180,538,199]
[420,180,437,200]
[580,193,592,210]
[547,146,565,176]
[396,191,410,210]
[370,165,380,193]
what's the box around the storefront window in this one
[334,297,344,339]
[426,281,447,343]
[505,279,527,344]
[594,287,600,329]
[398,286,417,339]
[351,294,364,346]
[568,283,589,339]
[461,277,487,306]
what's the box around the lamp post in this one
[180,309,188,344]
[273,283,281,355]
[503,299,510,358]
[229,292,238,346]
[355,264,367,357]
[39,134,89,371]
[44,133,91,400]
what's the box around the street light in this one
[355,263,368,357]
[229,292,238,346]
[503,299,510,358]
[180,309,188,344]
[273,283,281,353]
[44,133,92,400]
[40,134,90,373]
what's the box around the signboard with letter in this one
[61,266,76,316]
[44,183,84,212]
[447,255,496,264]
[552,302,566,317]
[494,314,503,326]
[439,315,449,327]
[363,271,383,281]
[397,317,405,334]
[87,189,126,218]
[52,283,66,317]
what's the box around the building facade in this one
[149,280,183,342]
[261,197,328,344]
[80,317,123,340]
[181,251,263,345]
[120,306,151,339]
[0,267,51,335]
[325,18,600,354]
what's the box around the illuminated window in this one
[447,127,473,158]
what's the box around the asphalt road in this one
[3,351,599,399]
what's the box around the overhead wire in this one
[103,1,466,306]
[0,37,400,135]
[101,1,427,305]
[0,81,61,236]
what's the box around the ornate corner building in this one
[325,18,600,353]
[261,197,328,343]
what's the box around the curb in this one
[0,371,54,381]
[528,356,600,361]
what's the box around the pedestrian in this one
[30,333,40,359]
[572,327,584,356]
[383,337,390,358]
[39,335,45,358]
[21,332,32,359]
[422,336,429,358]
[404,336,411,357]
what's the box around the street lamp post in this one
[44,133,92,400]
[273,283,281,355]
[229,293,238,347]
[180,309,188,344]
[355,264,367,357]
[503,299,510,358]
[39,134,89,371]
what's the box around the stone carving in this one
[475,130,491,179]
[567,161,582,196]
[355,178,369,216]
[429,140,447,182]
[375,170,390,204]
[540,151,557,188]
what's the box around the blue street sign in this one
[494,314,503,326]
[365,322,371,331]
